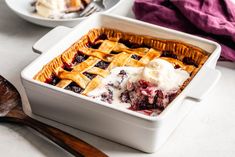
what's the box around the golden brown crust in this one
[34,27,209,95]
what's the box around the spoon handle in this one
[4,112,107,157]
[25,116,107,157]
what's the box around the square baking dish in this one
[21,13,221,153]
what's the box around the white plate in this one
[5,0,129,27]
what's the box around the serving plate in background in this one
[21,13,221,152]
[5,0,132,27]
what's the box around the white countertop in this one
[1,0,235,157]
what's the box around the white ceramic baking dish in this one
[21,13,221,153]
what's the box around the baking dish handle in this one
[185,67,221,101]
[33,26,72,54]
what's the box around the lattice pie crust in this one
[34,27,209,100]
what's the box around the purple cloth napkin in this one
[133,0,235,61]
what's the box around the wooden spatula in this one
[0,75,108,157]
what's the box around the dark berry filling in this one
[110,51,120,54]
[94,60,110,69]
[83,72,97,80]
[118,70,127,76]
[91,42,102,49]
[73,53,89,64]
[161,50,177,59]
[140,43,151,49]
[118,70,127,82]
[118,39,151,49]
[101,89,113,104]
[47,76,61,86]
[120,90,130,103]
[119,39,132,48]
[174,64,181,69]
[86,39,92,48]
[168,93,177,102]
[131,54,141,60]
[63,63,73,71]
[97,34,107,40]
[119,39,140,48]
[65,82,84,94]
[183,57,198,67]
[120,80,176,112]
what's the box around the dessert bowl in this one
[5,0,130,27]
[21,13,221,152]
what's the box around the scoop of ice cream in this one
[87,58,190,113]
[142,58,189,91]
[35,0,66,18]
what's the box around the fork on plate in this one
[80,0,105,17]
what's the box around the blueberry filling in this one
[65,82,84,94]
[63,63,73,71]
[119,39,131,48]
[91,42,102,49]
[101,89,113,104]
[118,70,127,76]
[140,43,151,49]
[48,76,61,86]
[97,34,107,40]
[83,72,97,80]
[119,39,148,48]
[94,61,110,69]
[110,51,119,54]
[131,54,141,60]
[120,80,176,111]
[73,53,88,64]
[161,50,177,59]
[183,57,198,67]
[174,64,181,69]
[118,70,127,82]
[120,90,130,103]
[168,93,177,102]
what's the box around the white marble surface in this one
[1,0,235,156]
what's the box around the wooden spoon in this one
[0,75,108,157]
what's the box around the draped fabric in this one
[133,0,235,61]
